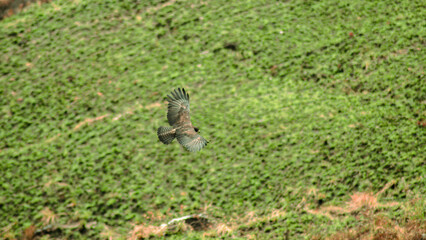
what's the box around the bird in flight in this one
[157,88,208,152]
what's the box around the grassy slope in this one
[0,0,425,239]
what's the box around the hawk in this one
[157,88,208,152]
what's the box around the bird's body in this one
[157,88,207,152]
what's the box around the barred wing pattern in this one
[158,88,207,152]
[177,131,208,152]
[167,88,190,126]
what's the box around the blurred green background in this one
[0,0,425,239]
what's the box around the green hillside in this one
[0,0,425,239]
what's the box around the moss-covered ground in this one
[0,0,425,239]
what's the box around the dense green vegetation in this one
[1,0,425,239]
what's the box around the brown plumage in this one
[157,88,207,152]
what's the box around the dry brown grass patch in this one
[73,114,110,130]
[323,217,425,240]
[40,207,58,226]
[128,223,167,240]
[306,182,399,219]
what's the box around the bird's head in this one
[194,127,200,132]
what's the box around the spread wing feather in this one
[176,129,208,152]
[167,88,190,126]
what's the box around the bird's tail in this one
[157,126,176,144]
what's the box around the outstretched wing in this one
[177,128,208,152]
[167,88,190,126]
